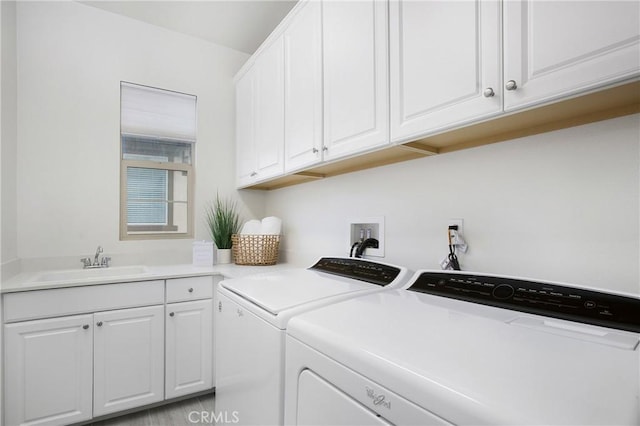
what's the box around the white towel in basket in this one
[240,220,261,234]
[261,216,282,235]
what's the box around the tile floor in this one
[90,393,215,426]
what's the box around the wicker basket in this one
[231,234,280,266]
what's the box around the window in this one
[120,82,196,239]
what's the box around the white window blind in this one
[127,167,168,225]
[120,82,197,142]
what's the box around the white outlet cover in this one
[448,218,464,236]
[448,218,468,253]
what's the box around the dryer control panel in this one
[310,257,401,286]
[410,272,640,333]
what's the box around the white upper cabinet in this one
[390,0,502,143]
[323,0,390,160]
[236,68,257,188]
[284,0,323,173]
[503,0,640,111]
[236,37,285,187]
[236,0,639,189]
[255,36,285,180]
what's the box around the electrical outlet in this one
[448,219,463,237]
[448,218,468,253]
[348,216,385,257]
[448,228,463,246]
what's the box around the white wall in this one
[16,1,265,269]
[1,0,18,279]
[0,2,4,420]
[9,1,640,296]
[266,114,640,295]
[0,0,16,418]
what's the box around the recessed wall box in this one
[349,216,385,257]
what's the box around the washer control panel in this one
[409,272,640,332]
[310,257,401,286]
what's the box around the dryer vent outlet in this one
[349,217,385,257]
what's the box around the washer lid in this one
[220,268,379,315]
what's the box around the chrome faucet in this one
[94,246,103,265]
[81,246,111,269]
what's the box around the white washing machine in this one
[285,270,640,425]
[215,257,410,426]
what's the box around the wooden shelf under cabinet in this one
[244,80,640,191]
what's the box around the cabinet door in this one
[504,0,640,111]
[324,0,390,160]
[284,0,323,173]
[4,315,93,426]
[390,0,501,143]
[236,68,257,188]
[93,305,164,416]
[254,36,285,181]
[165,300,213,399]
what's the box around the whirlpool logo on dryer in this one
[366,387,391,410]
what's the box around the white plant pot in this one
[217,248,232,264]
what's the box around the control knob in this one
[492,284,514,300]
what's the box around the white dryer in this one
[215,257,410,426]
[285,270,640,425]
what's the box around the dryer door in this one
[285,334,452,425]
[297,370,391,425]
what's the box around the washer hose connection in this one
[354,238,379,258]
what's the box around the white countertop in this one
[1,262,297,294]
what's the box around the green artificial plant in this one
[205,193,241,249]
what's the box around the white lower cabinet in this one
[165,300,213,399]
[4,315,94,426]
[3,276,216,426]
[4,306,164,425]
[93,305,165,417]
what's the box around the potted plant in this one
[205,193,241,264]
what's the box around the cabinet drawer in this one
[3,280,165,323]
[166,276,213,303]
